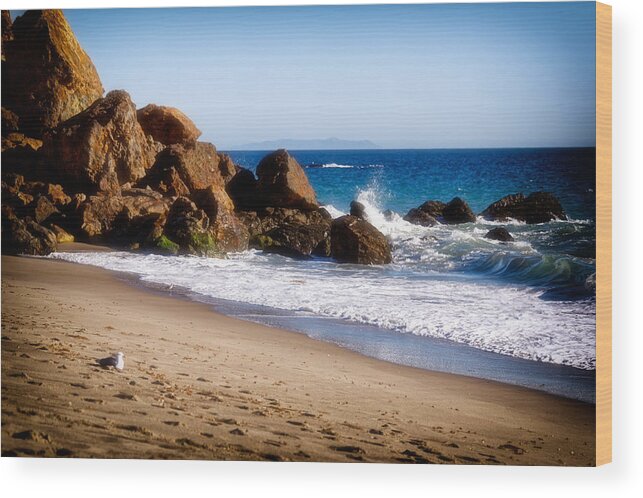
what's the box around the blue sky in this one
[13,3,596,149]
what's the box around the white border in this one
[1,1,641,497]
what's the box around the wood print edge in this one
[595,0,612,467]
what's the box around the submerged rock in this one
[481,192,566,224]
[404,197,475,225]
[484,227,514,242]
[403,207,438,227]
[2,9,104,137]
[330,215,392,265]
[45,90,156,193]
[136,104,201,146]
[442,197,476,224]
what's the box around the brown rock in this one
[227,167,258,210]
[403,200,445,226]
[481,192,566,224]
[46,183,71,206]
[2,107,19,135]
[77,188,170,242]
[484,227,514,242]
[217,153,239,185]
[237,207,331,240]
[2,206,57,255]
[253,149,318,210]
[77,194,126,239]
[350,200,367,219]
[330,215,392,265]
[45,90,156,193]
[2,10,103,137]
[442,197,476,224]
[140,142,223,195]
[34,195,58,223]
[50,224,74,243]
[252,222,331,259]
[191,186,249,252]
[163,197,219,256]
[136,104,201,146]
[1,11,13,62]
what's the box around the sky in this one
[13,3,596,149]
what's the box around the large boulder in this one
[1,205,57,255]
[237,207,332,258]
[404,197,474,225]
[44,90,156,193]
[2,10,104,137]
[75,188,169,241]
[227,167,258,209]
[403,200,444,226]
[441,197,476,224]
[140,142,224,196]
[136,104,201,146]
[237,207,331,239]
[481,192,566,224]
[330,215,392,265]
[163,196,219,256]
[252,223,331,259]
[252,150,318,210]
[191,185,249,252]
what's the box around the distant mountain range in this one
[229,137,380,151]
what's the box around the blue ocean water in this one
[229,148,597,298]
[227,148,596,219]
[51,148,597,401]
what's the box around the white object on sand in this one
[98,352,124,371]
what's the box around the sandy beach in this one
[1,249,595,464]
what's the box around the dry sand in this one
[1,249,596,464]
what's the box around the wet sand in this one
[1,250,596,464]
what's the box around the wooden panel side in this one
[595,1,612,467]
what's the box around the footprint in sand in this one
[114,392,138,401]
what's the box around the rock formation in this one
[350,200,366,219]
[253,149,318,210]
[404,197,475,225]
[331,215,392,265]
[484,227,514,242]
[136,104,201,146]
[141,142,223,195]
[481,192,566,224]
[2,9,103,137]
[45,90,156,193]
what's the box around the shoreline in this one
[52,243,596,403]
[1,252,596,464]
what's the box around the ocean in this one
[50,148,597,402]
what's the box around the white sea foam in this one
[46,186,595,371]
[312,163,384,169]
[49,247,596,370]
[320,204,346,219]
[319,163,354,168]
